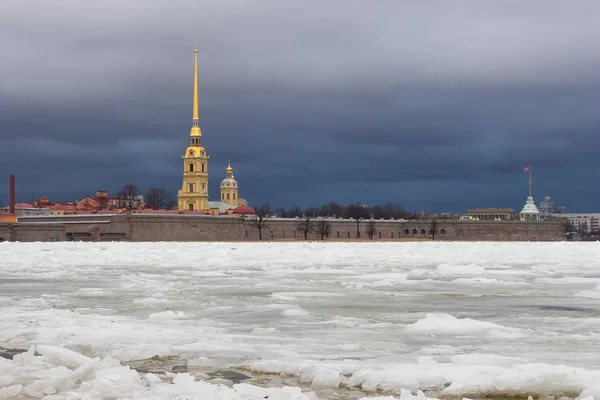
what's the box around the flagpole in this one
[528,165,532,198]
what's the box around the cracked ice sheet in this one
[1,241,600,399]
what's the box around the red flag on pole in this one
[523,165,531,174]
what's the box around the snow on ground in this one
[1,241,600,399]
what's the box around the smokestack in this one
[9,174,15,214]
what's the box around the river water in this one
[1,241,600,399]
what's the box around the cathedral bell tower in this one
[220,160,240,206]
[178,48,209,211]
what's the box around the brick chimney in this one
[9,174,15,214]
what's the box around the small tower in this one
[177,47,209,211]
[220,160,239,206]
[520,165,540,221]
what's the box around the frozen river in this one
[1,241,600,399]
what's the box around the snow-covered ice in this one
[1,241,600,399]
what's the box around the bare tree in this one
[144,188,175,210]
[297,214,315,240]
[316,218,332,240]
[344,203,370,239]
[344,203,371,220]
[324,202,344,218]
[429,219,437,240]
[282,205,302,218]
[367,219,377,239]
[117,184,142,210]
[564,220,575,233]
[577,221,589,237]
[248,203,271,240]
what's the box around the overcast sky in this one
[1,1,599,212]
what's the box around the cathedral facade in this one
[177,49,246,211]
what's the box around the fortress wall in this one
[0,223,66,242]
[13,215,565,242]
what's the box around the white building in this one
[554,213,600,233]
[520,196,540,221]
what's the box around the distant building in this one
[519,166,540,222]
[520,197,541,221]
[49,204,77,216]
[0,203,50,217]
[0,210,17,223]
[466,208,515,221]
[556,213,600,234]
[539,196,567,214]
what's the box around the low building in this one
[539,196,567,214]
[0,203,49,217]
[0,211,17,223]
[49,204,78,216]
[555,213,600,234]
[465,208,515,221]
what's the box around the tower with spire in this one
[220,160,240,206]
[177,48,210,211]
[519,164,540,221]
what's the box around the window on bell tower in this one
[188,204,194,211]
[227,193,230,200]
[201,163,205,172]
[233,193,236,199]
[189,163,194,172]
[188,184,194,192]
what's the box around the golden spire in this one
[190,43,201,137]
[226,159,233,178]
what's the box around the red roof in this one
[51,204,76,211]
[15,202,34,208]
[232,205,256,215]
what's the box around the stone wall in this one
[10,214,566,242]
[0,223,66,242]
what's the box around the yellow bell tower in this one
[220,160,240,206]
[177,48,209,211]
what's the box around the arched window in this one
[420,229,426,234]
[201,183,205,190]
[201,163,205,172]
[188,204,193,211]
[188,184,194,192]
[412,229,417,235]
[233,193,236,199]
[221,193,224,200]
[440,228,446,234]
[404,229,410,235]
[227,193,230,200]
[189,163,194,172]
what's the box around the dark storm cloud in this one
[1,1,600,211]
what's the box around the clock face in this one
[189,150,194,156]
